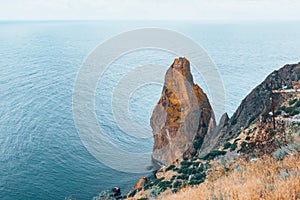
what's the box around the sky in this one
[0,0,300,21]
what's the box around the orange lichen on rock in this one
[134,176,147,190]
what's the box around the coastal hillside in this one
[126,60,300,200]
[210,63,300,155]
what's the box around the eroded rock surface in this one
[151,57,215,165]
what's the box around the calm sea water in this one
[0,21,300,200]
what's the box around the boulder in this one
[134,176,147,190]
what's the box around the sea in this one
[0,21,300,200]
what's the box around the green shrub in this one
[172,167,179,172]
[189,176,205,186]
[280,106,293,114]
[143,184,152,190]
[181,168,189,175]
[240,141,247,149]
[193,136,204,149]
[223,142,231,149]
[143,179,155,190]
[171,188,178,193]
[230,142,237,151]
[279,106,286,111]
[157,181,172,191]
[291,110,300,116]
[178,174,189,180]
[150,187,160,198]
[180,160,192,168]
[170,175,176,181]
[189,180,199,186]
[153,177,164,185]
[154,181,169,193]
[200,150,226,160]
[173,181,182,188]
[138,198,149,200]
[128,189,137,197]
[289,99,297,106]
[165,165,175,171]
[188,168,197,175]
[248,116,256,125]
[196,167,204,173]
[287,107,294,114]
[275,110,282,116]
[231,118,237,125]
[194,173,205,180]
[233,138,241,143]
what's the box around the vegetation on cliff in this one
[161,153,300,200]
[129,123,300,200]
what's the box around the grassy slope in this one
[160,154,300,200]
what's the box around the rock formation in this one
[134,176,147,190]
[215,63,300,148]
[150,57,215,165]
[230,64,299,131]
[200,112,229,155]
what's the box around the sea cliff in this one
[127,59,300,200]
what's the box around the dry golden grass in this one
[160,155,300,200]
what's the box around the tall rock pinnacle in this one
[150,57,215,165]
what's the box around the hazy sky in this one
[0,0,299,21]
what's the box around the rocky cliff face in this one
[215,63,300,147]
[151,57,215,165]
[231,64,299,130]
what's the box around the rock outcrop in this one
[200,112,229,155]
[151,57,215,165]
[134,176,147,190]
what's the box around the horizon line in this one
[1,19,300,23]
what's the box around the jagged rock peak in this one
[151,57,215,166]
[170,57,194,83]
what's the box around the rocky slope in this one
[150,57,215,166]
[213,63,300,151]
